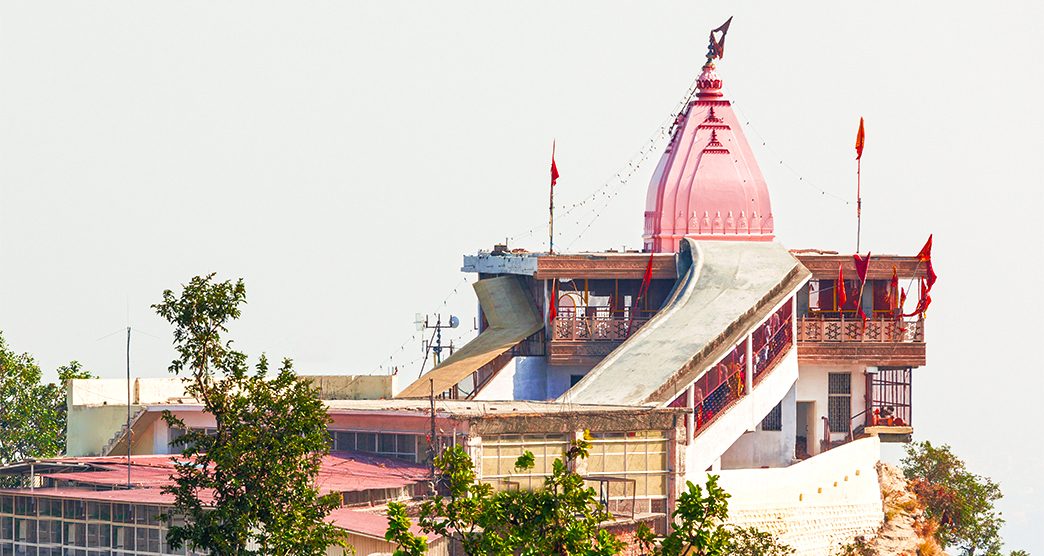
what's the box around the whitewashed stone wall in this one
[715,437,883,556]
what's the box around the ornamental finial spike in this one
[706,16,733,64]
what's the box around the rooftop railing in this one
[797,315,923,344]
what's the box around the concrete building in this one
[1,23,934,556]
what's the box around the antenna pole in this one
[126,326,132,489]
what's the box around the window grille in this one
[828,372,852,433]
[761,403,783,431]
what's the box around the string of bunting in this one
[379,275,473,374]
[507,73,705,245]
[727,95,852,205]
[558,80,853,248]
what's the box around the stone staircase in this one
[99,406,146,456]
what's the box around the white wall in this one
[720,384,797,469]
[545,363,594,400]
[66,405,138,457]
[715,437,884,556]
[684,349,799,475]
[473,356,547,400]
[472,357,594,401]
[795,364,869,454]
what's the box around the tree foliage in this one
[0,331,92,472]
[154,274,346,556]
[386,445,793,556]
[902,441,1005,555]
[636,476,793,556]
[386,441,622,556]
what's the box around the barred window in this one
[828,372,852,433]
[761,402,783,431]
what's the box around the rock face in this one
[860,462,947,556]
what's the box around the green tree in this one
[154,274,346,556]
[0,331,93,473]
[635,475,793,556]
[386,441,622,556]
[902,441,1004,555]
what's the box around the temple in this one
[0,22,934,556]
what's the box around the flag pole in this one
[856,157,862,253]
[549,179,554,255]
[549,140,557,255]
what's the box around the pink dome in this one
[643,60,774,253]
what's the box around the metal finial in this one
[706,16,733,63]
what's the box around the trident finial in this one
[706,17,733,63]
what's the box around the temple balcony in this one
[549,309,653,366]
[796,315,925,366]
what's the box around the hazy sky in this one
[2,1,1042,551]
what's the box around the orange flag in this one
[855,117,865,160]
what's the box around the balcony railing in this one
[797,316,924,343]
[551,315,651,342]
[752,317,793,385]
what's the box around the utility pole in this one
[428,378,437,486]
[126,326,132,489]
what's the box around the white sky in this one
[2,1,1042,551]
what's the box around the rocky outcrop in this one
[853,462,947,556]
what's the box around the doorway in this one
[795,401,815,459]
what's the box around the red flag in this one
[916,234,932,261]
[836,262,847,310]
[853,252,872,284]
[915,235,937,292]
[888,266,899,311]
[855,117,865,160]
[550,141,560,187]
[548,280,558,322]
[637,252,655,301]
[903,279,932,317]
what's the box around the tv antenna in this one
[415,313,459,378]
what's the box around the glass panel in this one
[0,496,12,514]
[147,527,161,553]
[86,503,110,523]
[111,505,132,524]
[87,523,111,548]
[43,500,63,518]
[378,434,397,453]
[356,433,376,453]
[111,526,131,551]
[65,522,86,547]
[334,431,354,452]
[397,434,415,454]
[14,498,33,517]
[647,474,666,496]
[134,528,148,552]
[63,500,85,521]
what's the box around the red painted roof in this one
[22,451,427,495]
[327,507,432,540]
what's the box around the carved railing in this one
[551,316,650,342]
[797,316,923,343]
